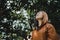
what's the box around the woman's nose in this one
[36,16,40,19]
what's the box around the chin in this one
[39,24,42,26]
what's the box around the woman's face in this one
[36,12,43,20]
[36,12,43,26]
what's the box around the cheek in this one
[39,20,43,25]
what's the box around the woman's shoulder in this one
[46,22,55,29]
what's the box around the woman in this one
[31,11,58,40]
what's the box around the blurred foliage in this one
[0,0,60,40]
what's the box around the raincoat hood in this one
[36,11,48,25]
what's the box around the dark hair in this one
[34,19,40,30]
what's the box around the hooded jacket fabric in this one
[31,11,58,40]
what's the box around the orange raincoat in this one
[31,11,58,40]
